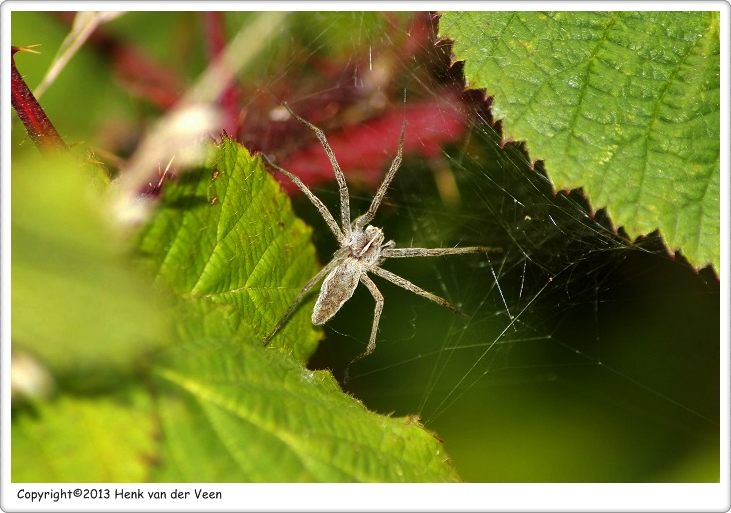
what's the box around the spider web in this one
[315,115,720,480]
[235,12,721,483]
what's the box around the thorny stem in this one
[11,47,66,153]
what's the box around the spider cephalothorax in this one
[262,103,498,380]
[348,224,388,264]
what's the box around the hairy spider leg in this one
[283,102,352,238]
[344,273,384,382]
[342,247,497,379]
[354,119,407,229]
[370,266,470,319]
[382,246,498,258]
[261,154,344,242]
[342,264,470,382]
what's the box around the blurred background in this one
[11,11,720,482]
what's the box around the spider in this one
[262,103,496,380]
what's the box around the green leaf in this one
[12,390,156,482]
[137,138,458,482]
[136,138,320,363]
[11,152,169,374]
[439,11,720,272]
[152,337,458,482]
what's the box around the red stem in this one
[11,48,66,152]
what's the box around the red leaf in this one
[276,96,466,194]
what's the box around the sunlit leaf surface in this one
[152,337,458,482]
[136,138,321,363]
[440,11,720,272]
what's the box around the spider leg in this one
[369,266,470,319]
[354,119,408,229]
[344,273,384,382]
[262,250,348,346]
[261,154,344,242]
[283,102,352,238]
[382,246,498,258]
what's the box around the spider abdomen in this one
[312,258,361,325]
